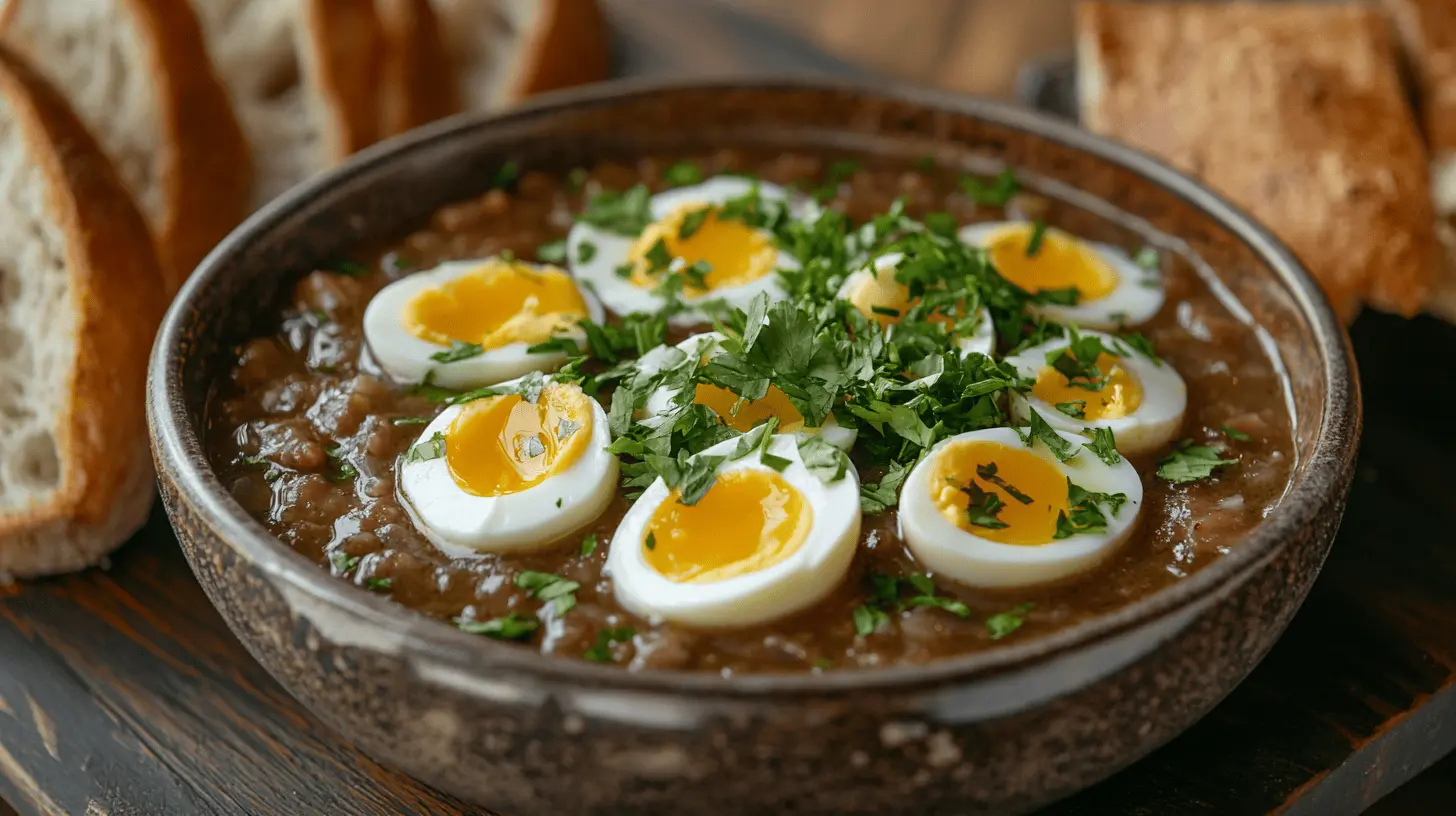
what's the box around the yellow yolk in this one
[692,383,805,432]
[643,469,813,583]
[984,224,1118,301]
[627,204,778,294]
[848,265,958,329]
[1032,352,1143,420]
[404,261,588,350]
[928,440,1069,546]
[444,384,592,496]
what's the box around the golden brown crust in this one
[124,0,252,293]
[378,0,460,136]
[0,43,165,531]
[1078,1,1439,321]
[510,0,610,102]
[306,0,386,160]
[1381,0,1456,155]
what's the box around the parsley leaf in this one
[987,602,1034,640]
[578,184,653,235]
[961,481,1008,529]
[1222,424,1251,442]
[860,461,910,514]
[405,432,446,463]
[1023,408,1077,461]
[853,604,890,637]
[584,626,635,662]
[536,239,568,264]
[1157,440,1238,484]
[975,462,1034,504]
[1047,328,1108,389]
[458,612,538,640]
[1054,480,1127,539]
[493,161,519,188]
[1113,332,1162,365]
[366,577,393,591]
[392,416,430,426]
[959,169,1020,206]
[663,160,703,187]
[430,339,485,364]
[515,570,581,617]
[797,434,850,483]
[328,552,361,574]
[1055,401,1087,419]
[1133,246,1160,271]
[678,207,711,240]
[1083,427,1122,464]
[577,241,598,263]
[580,533,599,557]
[324,444,357,483]
[1025,220,1048,257]
[331,260,370,277]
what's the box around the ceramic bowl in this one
[147,80,1359,815]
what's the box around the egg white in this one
[397,376,618,556]
[567,177,800,325]
[899,426,1143,589]
[636,332,858,451]
[363,258,603,389]
[958,222,1164,329]
[607,434,861,628]
[1004,331,1186,457]
[834,252,995,358]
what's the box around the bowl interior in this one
[152,80,1356,692]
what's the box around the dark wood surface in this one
[2,3,1453,814]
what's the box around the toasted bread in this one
[0,44,166,578]
[193,0,384,207]
[1,0,251,294]
[1078,1,1439,321]
[378,0,608,137]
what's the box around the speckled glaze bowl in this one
[147,80,1359,815]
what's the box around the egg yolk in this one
[404,260,588,350]
[643,469,812,583]
[984,224,1118,302]
[928,440,1069,546]
[1032,352,1143,420]
[692,383,805,432]
[444,384,591,496]
[847,264,959,329]
[627,203,778,294]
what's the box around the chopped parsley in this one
[324,444,357,483]
[515,571,581,617]
[391,416,430,426]
[1113,332,1161,365]
[536,238,568,264]
[1047,329,1108,389]
[975,462,1034,504]
[457,612,538,641]
[1083,427,1122,465]
[663,160,703,187]
[584,626,635,662]
[430,339,485,364]
[405,432,446,463]
[578,184,653,235]
[678,207,710,240]
[1157,440,1238,484]
[1055,401,1087,419]
[580,533,599,557]
[959,169,1020,206]
[493,160,519,188]
[961,481,1008,529]
[365,577,393,592]
[797,435,850,483]
[1222,424,1251,442]
[902,573,971,618]
[1133,246,1160,270]
[987,602,1034,640]
[328,552,361,574]
[330,260,370,277]
[1054,480,1127,539]
[577,241,597,263]
[1022,408,1078,461]
[240,454,269,468]
[1025,220,1048,257]
[644,531,656,551]
[860,462,910,514]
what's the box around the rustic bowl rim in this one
[149,76,1359,697]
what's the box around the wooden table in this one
[2,2,1453,813]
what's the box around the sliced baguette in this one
[1078,2,1438,321]
[192,0,384,207]
[379,0,608,136]
[1380,0,1456,322]
[0,43,166,578]
[0,0,251,294]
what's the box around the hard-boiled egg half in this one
[636,332,858,451]
[608,434,861,627]
[397,374,617,556]
[835,252,995,357]
[364,258,602,388]
[899,427,1142,589]
[958,222,1163,329]
[568,177,798,323]
[1004,330,1185,457]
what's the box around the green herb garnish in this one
[406,432,446,463]
[1222,425,1251,442]
[584,627,635,662]
[536,239,568,264]
[1157,440,1238,484]
[663,160,703,187]
[975,462,1034,504]
[578,184,653,235]
[328,552,360,574]
[580,533,599,557]
[493,161,519,188]
[430,339,485,364]
[959,169,1020,205]
[1054,480,1127,539]
[457,612,538,641]
[1083,427,1122,465]
[365,577,392,592]
[987,602,1034,640]
[331,260,370,277]
[515,571,581,617]
[1055,401,1087,419]
[1022,408,1078,461]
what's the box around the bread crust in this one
[305,0,386,160]
[0,44,165,572]
[378,0,459,135]
[1381,0,1456,156]
[511,0,609,102]
[0,0,251,295]
[1078,2,1438,321]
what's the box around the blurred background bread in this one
[0,42,166,578]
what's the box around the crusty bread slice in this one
[1078,1,1439,322]
[377,0,458,135]
[0,44,166,578]
[1380,0,1456,322]
[192,0,384,208]
[379,0,608,136]
[0,0,251,295]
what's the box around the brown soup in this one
[206,151,1294,674]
